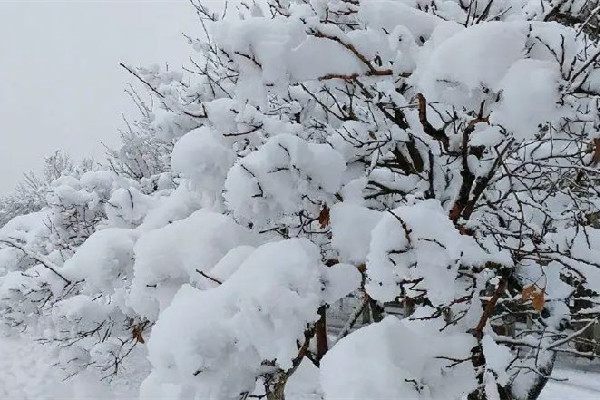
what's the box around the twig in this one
[196,269,223,285]
[0,239,71,285]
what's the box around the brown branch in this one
[315,305,328,361]
[473,276,507,340]
[591,138,600,166]
[311,30,393,76]
[416,93,450,148]
[462,140,512,220]
[449,116,490,222]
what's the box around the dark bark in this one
[315,305,328,360]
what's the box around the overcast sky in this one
[0,0,202,194]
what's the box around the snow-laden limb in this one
[330,202,382,265]
[0,238,71,286]
[61,228,138,294]
[413,22,529,109]
[224,134,346,229]
[143,239,360,399]
[171,126,236,199]
[320,315,477,400]
[366,200,506,305]
[129,209,259,321]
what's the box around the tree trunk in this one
[316,305,328,360]
[265,372,289,400]
[370,299,385,322]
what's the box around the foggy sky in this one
[0,0,201,194]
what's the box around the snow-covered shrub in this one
[105,88,174,182]
[130,1,600,398]
[0,151,81,227]
[1,0,600,399]
[142,239,359,399]
[0,169,144,373]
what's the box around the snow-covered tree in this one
[0,151,81,227]
[105,84,174,182]
[1,0,600,399]
[133,1,600,398]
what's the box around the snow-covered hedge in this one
[1,0,600,399]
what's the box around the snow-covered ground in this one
[0,333,144,399]
[1,332,599,400]
[540,365,600,400]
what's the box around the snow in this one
[482,333,513,385]
[491,59,563,141]
[171,127,236,197]
[210,14,367,97]
[0,210,50,245]
[0,333,143,400]
[330,202,382,265]
[224,134,346,227]
[285,359,323,400]
[414,21,528,109]
[106,187,155,227]
[129,209,258,321]
[1,331,599,399]
[288,35,365,82]
[144,239,358,399]
[320,316,477,400]
[137,185,204,231]
[359,1,442,42]
[540,367,600,400]
[1,0,600,398]
[366,200,494,305]
[61,228,138,294]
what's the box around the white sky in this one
[0,0,202,194]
